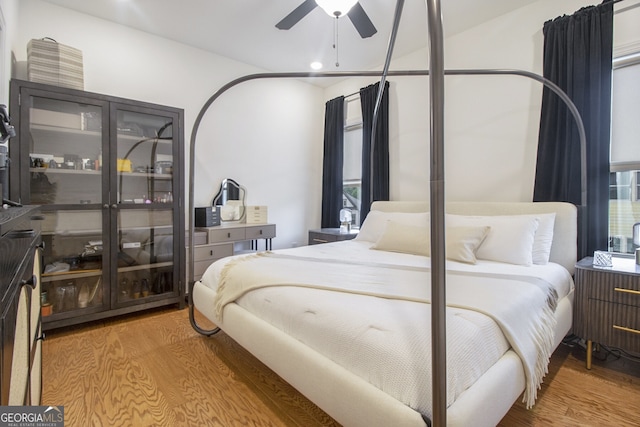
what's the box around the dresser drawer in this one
[588,299,640,353]
[245,224,276,240]
[206,227,246,243]
[193,243,233,261]
[192,244,233,281]
[193,260,214,280]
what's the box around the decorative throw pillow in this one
[443,226,491,264]
[371,221,489,264]
[355,211,429,243]
[371,221,430,256]
[446,214,540,266]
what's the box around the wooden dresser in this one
[190,223,276,282]
[573,256,640,369]
[0,206,42,405]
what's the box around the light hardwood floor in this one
[42,307,640,426]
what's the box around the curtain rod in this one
[344,91,360,100]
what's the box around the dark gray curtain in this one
[321,96,345,228]
[533,0,613,259]
[360,81,390,224]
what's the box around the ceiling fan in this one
[276,0,377,39]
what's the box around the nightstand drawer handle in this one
[614,287,640,296]
[613,325,640,335]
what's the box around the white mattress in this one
[199,240,574,420]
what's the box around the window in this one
[609,55,640,253]
[342,97,362,229]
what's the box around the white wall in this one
[3,0,639,247]
[0,0,17,103]
[8,0,325,249]
[324,0,639,203]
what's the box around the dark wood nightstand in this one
[573,256,640,369]
[308,228,358,245]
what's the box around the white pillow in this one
[446,214,540,266]
[355,211,429,243]
[532,213,556,265]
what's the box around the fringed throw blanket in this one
[213,252,557,408]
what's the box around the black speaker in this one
[195,207,220,227]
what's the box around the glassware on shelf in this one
[77,276,101,308]
[54,283,77,312]
[119,278,130,301]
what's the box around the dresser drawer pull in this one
[313,239,328,243]
[614,287,640,296]
[613,325,640,335]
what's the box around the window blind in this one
[611,55,640,172]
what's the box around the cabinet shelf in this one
[40,261,174,283]
[30,167,172,180]
[30,123,101,138]
[30,167,101,175]
[31,123,173,144]
[118,261,173,273]
[41,269,101,283]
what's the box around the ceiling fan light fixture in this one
[315,0,358,17]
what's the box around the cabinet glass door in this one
[26,96,104,205]
[40,210,106,318]
[115,209,175,304]
[114,108,177,306]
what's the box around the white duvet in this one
[199,240,574,420]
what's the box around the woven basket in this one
[27,38,84,90]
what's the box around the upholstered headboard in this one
[370,201,578,274]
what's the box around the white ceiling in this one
[40,0,538,72]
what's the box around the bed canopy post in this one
[425,0,447,425]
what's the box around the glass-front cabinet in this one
[9,79,185,330]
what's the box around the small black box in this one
[195,206,220,227]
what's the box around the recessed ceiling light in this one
[310,61,323,70]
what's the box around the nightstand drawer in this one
[309,231,338,244]
[588,299,640,352]
[308,228,358,245]
[245,224,276,240]
[585,268,640,304]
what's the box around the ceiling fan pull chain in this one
[334,17,340,67]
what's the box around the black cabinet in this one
[9,80,185,330]
[0,206,42,405]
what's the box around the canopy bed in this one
[187,1,588,426]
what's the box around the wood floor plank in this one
[42,307,640,426]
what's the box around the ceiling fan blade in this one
[347,2,377,38]
[276,0,318,30]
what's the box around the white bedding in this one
[199,240,574,420]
